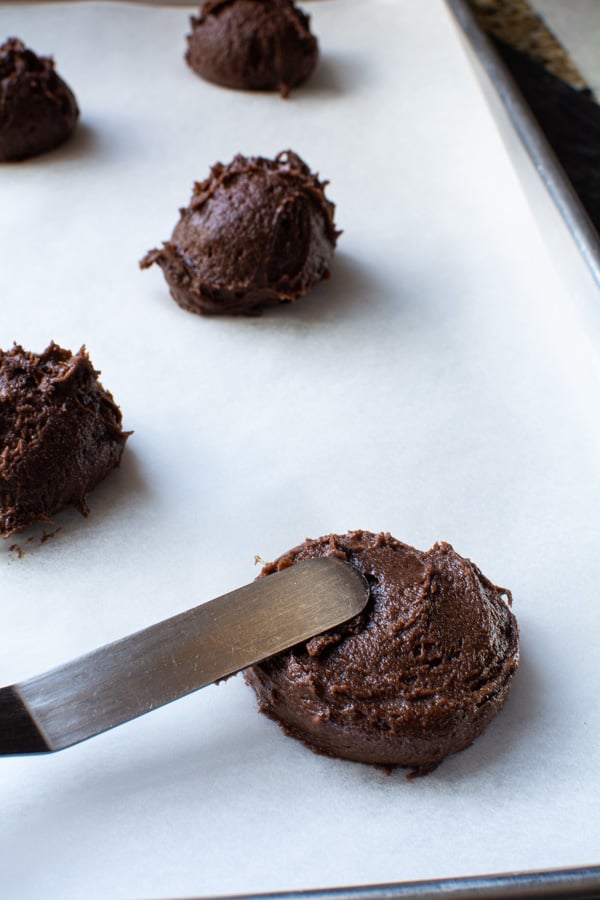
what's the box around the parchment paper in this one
[0,3,599,898]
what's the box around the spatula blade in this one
[0,557,368,754]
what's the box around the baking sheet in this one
[1,2,599,898]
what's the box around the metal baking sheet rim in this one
[444,0,600,290]
[183,865,600,900]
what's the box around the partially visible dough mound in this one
[0,38,79,162]
[246,531,520,775]
[0,343,130,537]
[186,0,318,97]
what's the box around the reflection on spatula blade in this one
[0,557,368,755]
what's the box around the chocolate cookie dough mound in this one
[186,0,318,97]
[141,151,339,316]
[246,531,519,775]
[0,343,130,538]
[0,38,79,162]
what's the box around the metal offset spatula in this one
[0,557,368,755]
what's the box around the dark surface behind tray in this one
[492,36,600,235]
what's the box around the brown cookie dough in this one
[0,38,79,162]
[246,531,520,775]
[140,151,339,316]
[186,0,318,97]
[0,343,130,538]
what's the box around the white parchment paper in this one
[0,2,599,898]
